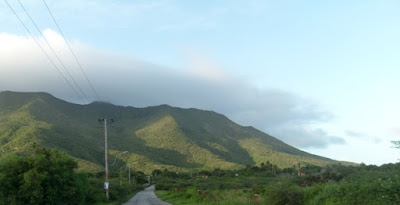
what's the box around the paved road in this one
[123,185,171,205]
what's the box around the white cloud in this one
[274,126,345,149]
[0,30,345,149]
[345,130,383,144]
[346,130,368,138]
[393,127,400,136]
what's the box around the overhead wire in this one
[3,0,85,103]
[16,0,90,104]
[42,0,101,101]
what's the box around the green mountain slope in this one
[0,91,345,173]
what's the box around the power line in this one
[3,0,85,103]
[43,0,101,101]
[16,0,90,103]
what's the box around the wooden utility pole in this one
[104,119,109,199]
[99,118,112,199]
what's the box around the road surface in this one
[123,185,171,205]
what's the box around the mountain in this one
[0,91,345,173]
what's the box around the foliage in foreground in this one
[0,146,88,204]
[155,162,400,205]
[0,146,142,205]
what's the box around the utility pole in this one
[99,118,113,200]
[104,119,109,199]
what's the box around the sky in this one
[1,0,400,165]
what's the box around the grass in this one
[156,188,266,205]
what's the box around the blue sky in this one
[1,0,400,165]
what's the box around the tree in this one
[0,146,88,205]
[152,169,162,176]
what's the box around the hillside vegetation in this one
[0,91,348,173]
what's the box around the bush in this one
[306,176,400,205]
[266,183,304,205]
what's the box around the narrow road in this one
[123,185,171,205]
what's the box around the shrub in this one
[266,183,304,205]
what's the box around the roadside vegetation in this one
[155,162,400,205]
[0,146,143,205]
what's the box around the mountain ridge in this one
[0,91,350,173]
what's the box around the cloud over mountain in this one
[0,30,345,149]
